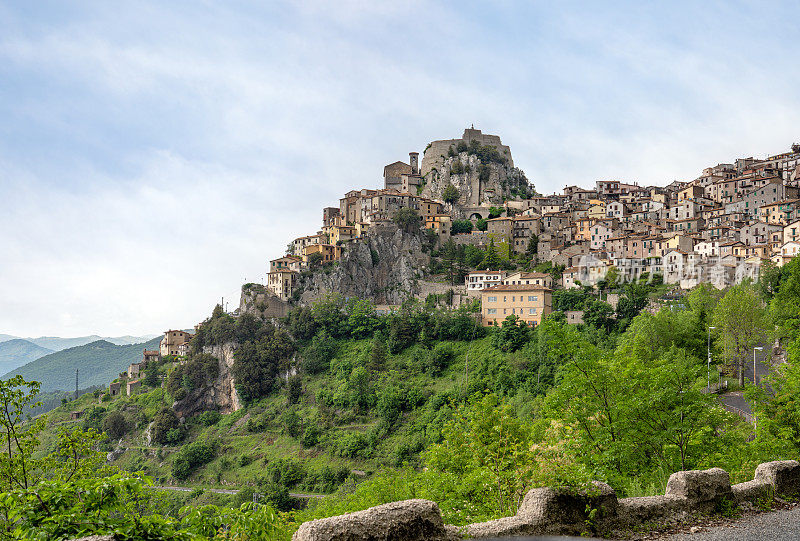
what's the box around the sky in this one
[1,1,799,337]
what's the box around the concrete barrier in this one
[290,460,800,540]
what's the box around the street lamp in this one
[707,326,716,389]
[754,346,764,386]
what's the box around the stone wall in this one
[239,284,290,319]
[292,460,800,541]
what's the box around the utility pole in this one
[707,326,716,389]
[75,369,79,401]
[754,346,764,386]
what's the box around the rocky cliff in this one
[173,343,242,418]
[299,224,429,305]
[421,151,530,213]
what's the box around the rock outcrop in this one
[292,499,448,541]
[421,151,530,213]
[173,343,242,418]
[300,224,429,306]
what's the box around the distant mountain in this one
[26,334,160,351]
[1,337,162,392]
[0,339,54,376]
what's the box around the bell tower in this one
[409,152,419,175]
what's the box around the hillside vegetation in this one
[7,260,800,539]
[2,337,160,391]
[0,339,52,375]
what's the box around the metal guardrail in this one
[724,404,755,424]
[701,381,728,394]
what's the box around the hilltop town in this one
[257,127,800,327]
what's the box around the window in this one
[487,296,497,302]
[529,308,537,315]
[487,308,497,314]
[528,295,535,301]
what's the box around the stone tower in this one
[409,152,419,175]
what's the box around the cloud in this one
[1,1,799,335]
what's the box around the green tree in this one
[424,394,535,516]
[713,283,768,386]
[102,411,129,440]
[442,184,459,204]
[394,207,421,233]
[481,240,501,270]
[475,218,488,231]
[583,300,615,332]
[450,220,474,235]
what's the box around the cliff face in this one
[173,343,242,418]
[299,224,429,305]
[421,151,529,212]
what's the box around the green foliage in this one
[425,393,536,517]
[151,407,182,445]
[491,315,530,352]
[450,220,473,235]
[713,283,768,385]
[233,325,295,402]
[166,353,219,396]
[442,183,459,204]
[393,207,421,233]
[172,441,215,480]
[197,410,221,426]
[475,218,488,232]
[102,411,129,440]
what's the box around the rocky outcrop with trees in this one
[299,223,430,306]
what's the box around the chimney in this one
[409,152,419,175]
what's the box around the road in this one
[151,485,324,499]
[662,506,800,540]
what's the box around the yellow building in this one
[303,243,342,263]
[480,285,552,327]
[160,330,192,357]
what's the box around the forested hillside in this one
[0,338,52,375]
[4,258,800,539]
[2,337,161,391]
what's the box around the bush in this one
[102,411,129,440]
[302,425,320,448]
[426,343,454,376]
[151,408,180,445]
[198,410,221,426]
[172,440,215,480]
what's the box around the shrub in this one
[172,441,215,480]
[198,410,221,426]
[151,408,180,445]
[302,425,320,448]
[102,411,129,440]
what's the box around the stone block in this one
[731,479,773,504]
[518,482,618,528]
[291,499,447,541]
[615,495,689,524]
[665,467,732,506]
[754,460,800,496]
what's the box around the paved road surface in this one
[151,485,324,499]
[663,507,800,540]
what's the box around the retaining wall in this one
[292,460,800,541]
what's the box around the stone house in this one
[160,330,192,357]
[126,380,141,396]
[480,285,552,327]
